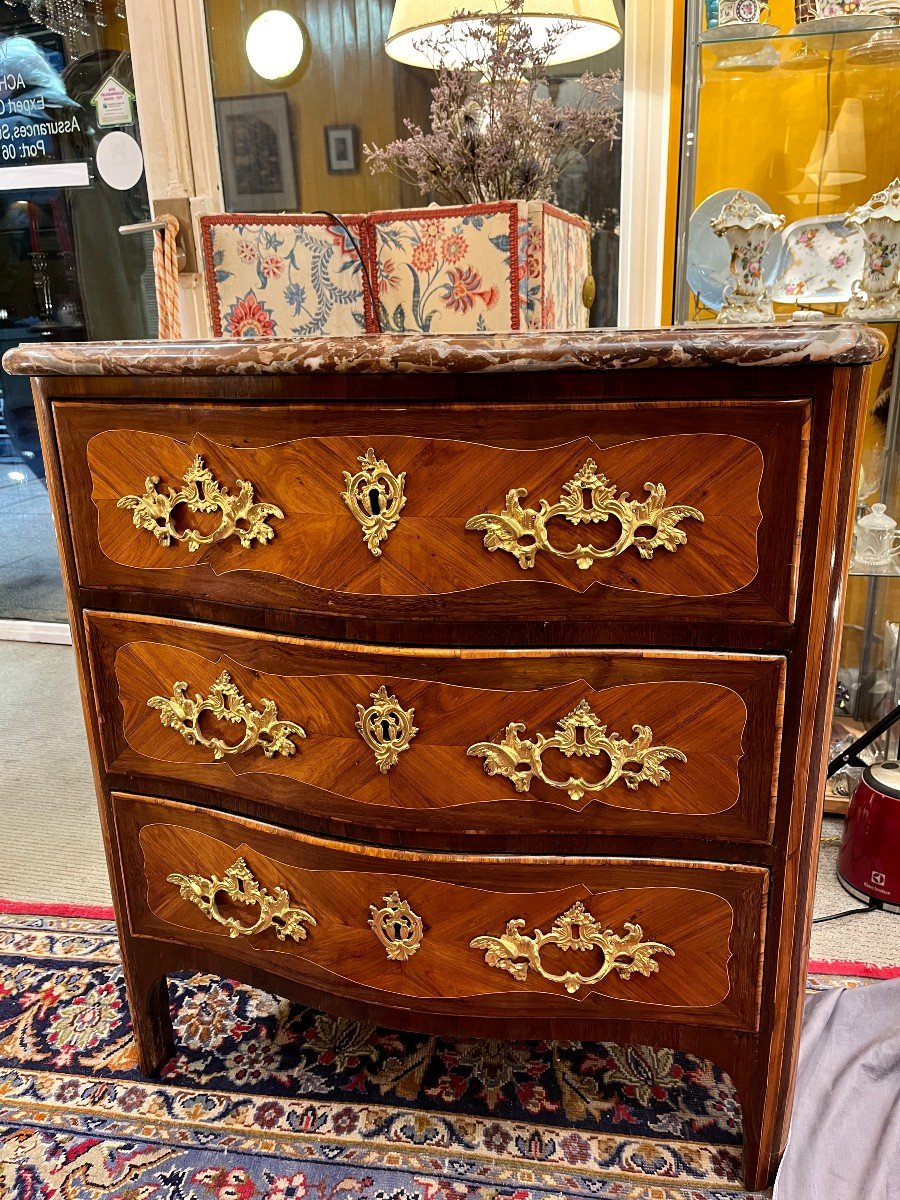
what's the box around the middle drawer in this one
[86,613,785,845]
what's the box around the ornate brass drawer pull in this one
[342,448,407,556]
[148,670,306,761]
[467,700,686,804]
[470,902,674,995]
[465,458,703,570]
[167,857,316,943]
[368,891,424,961]
[117,454,283,553]
[356,686,418,773]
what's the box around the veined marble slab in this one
[3,326,887,377]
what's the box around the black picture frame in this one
[216,93,299,212]
[324,124,360,175]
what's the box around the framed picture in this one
[216,93,299,212]
[325,124,360,175]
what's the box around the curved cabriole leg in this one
[119,935,175,1076]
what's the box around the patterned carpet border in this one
[0,909,870,1200]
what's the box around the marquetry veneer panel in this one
[115,793,768,1032]
[87,612,785,844]
[55,399,810,627]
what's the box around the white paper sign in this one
[91,77,135,128]
[0,162,90,191]
[95,131,144,191]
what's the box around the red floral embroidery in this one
[260,254,284,280]
[420,217,446,244]
[328,226,359,257]
[237,239,257,264]
[378,257,401,291]
[412,240,439,273]
[442,232,468,264]
[441,266,499,314]
[264,1173,307,1200]
[224,292,276,339]
[542,291,556,328]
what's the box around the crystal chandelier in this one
[3,0,126,37]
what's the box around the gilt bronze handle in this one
[167,857,317,943]
[467,700,686,804]
[470,902,674,995]
[465,458,703,571]
[117,454,283,553]
[148,671,306,761]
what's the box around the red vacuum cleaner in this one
[830,703,900,914]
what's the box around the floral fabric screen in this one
[201,215,373,338]
[201,203,591,337]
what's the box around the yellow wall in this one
[206,0,428,214]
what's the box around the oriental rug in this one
[0,907,865,1200]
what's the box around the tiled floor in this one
[0,444,67,623]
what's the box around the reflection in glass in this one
[204,0,625,326]
[0,3,156,624]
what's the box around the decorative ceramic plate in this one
[770,214,864,305]
[700,22,780,41]
[686,189,783,313]
[791,13,887,33]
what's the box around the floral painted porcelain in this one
[770,215,864,306]
[710,192,785,323]
[369,202,592,334]
[845,178,900,320]
[795,0,866,18]
[201,215,373,338]
[202,203,592,339]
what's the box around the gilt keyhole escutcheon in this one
[355,685,418,773]
[341,448,407,557]
[368,892,424,961]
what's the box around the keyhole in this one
[574,725,587,746]
[581,486,594,509]
[380,718,394,743]
[368,487,382,516]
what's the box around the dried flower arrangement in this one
[365,0,621,209]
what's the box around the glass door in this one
[0,0,156,628]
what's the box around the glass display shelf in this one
[696,19,899,48]
[849,565,900,578]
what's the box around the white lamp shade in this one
[246,10,307,81]
[386,0,622,69]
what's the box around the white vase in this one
[845,179,900,321]
[710,192,785,324]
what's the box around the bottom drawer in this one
[114,793,768,1032]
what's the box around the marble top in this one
[2,326,887,377]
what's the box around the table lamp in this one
[385,0,622,69]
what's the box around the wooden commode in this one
[5,326,885,1191]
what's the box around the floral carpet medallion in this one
[0,912,856,1200]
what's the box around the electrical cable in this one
[312,209,380,331]
[812,905,876,925]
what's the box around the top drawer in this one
[54,398,809,628]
